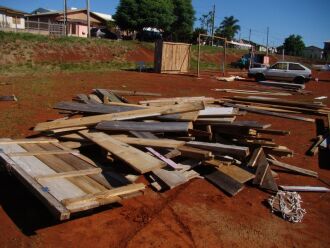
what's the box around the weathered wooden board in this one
[79,131,165,173]
[186,141,249,159]
[267,159,318,177]
[96,121,193,133]
[205,170,244,196]
[35,101,204,131]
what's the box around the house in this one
[227,40,252,50]
[0,5,26,29]
[303,46,323,59]
[26,8,114,37]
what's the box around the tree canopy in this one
[215,16,240,41]
[114,0,195,41]
[283,35,305,56]
[170,0,195,41]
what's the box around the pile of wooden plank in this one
[1,88,327,220]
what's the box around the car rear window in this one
[270,63,287,70]
[289,63,305,70]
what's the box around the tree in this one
[199,11,213,35]
[215,16,240,41]
[170,0,195,42]
[191,27,207,43]
[114,0,175,33]
[283,35,305,56]
[113,0,139,32]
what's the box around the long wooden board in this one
[79,131,165,173]
[35,101,204,131]
[96,121,193,133]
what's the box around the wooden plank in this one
[204,159,255,183]
[198,107,235,117]
[35,101,205,132]
[205,170,244,196]
[247,147,263,167]
[195,117,236,124]
[186,141,249,159]
[107,89,161,96]
[21,143,107,194]
[252,149,278,191]
[94,89,122,103]
[62,183,145,212]
[256,129,290,135]
[96,121,193,133]
[79,131,165,173]
[224,103,315,123]
[178,145,214,160]
[8,150,76,157]
[0,151,71,220]
[307,135,325,155]
[228,96,324,109]
[152,169,188,189]
[0,139,59,145]
[258,81,305,89]
[267,159,318,178]
[112,136,185,149]
[279,185,330,192]
[35,168,102,182]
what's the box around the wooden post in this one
[15,16,17,32]
[86,0,91,38]
[197,33,201,78]
[223,39,227,76]
[37,17,40,34]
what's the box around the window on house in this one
[289,63,305,70]
[12,17,21,25]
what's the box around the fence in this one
[0,20,65,37]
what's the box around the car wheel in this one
[255,73,265,82]
[294,76,304,84]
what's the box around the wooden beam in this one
[96,121,193,133]
[205,170,244,196]
[61,183,145,211]
[186,141,249,159]
[8,150,76,157]
[107,89,161,96]
[0,139,59,145]
[224,103,315,123]
[178,145,214,160]
[112,136,185,149]
[79,131,165,174]
[35,168,102,182]
[35,101,204,132]
[267,159,318,178]
[279,185,330,192]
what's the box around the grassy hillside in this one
[0,31,153,75]
[0,31,317,75]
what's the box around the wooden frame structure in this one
[0,138,145,220]
[197,34,227,78]
[154,41,192,74]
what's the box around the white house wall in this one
[0,13,25,29]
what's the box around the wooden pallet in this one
[0,138,145,221]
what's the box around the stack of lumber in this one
[1,88,327,220]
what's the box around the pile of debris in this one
[0,88,329,221]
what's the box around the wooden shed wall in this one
[154,41,191,74]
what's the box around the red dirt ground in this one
[0,70,330,248]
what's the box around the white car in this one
[248,62,312,84]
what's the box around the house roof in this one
[305,45,322,51]
[92,12,114,22]
[0,5,27,16]
[30,7,54,15]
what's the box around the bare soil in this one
[0,70,329,248]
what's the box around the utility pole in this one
[63,0,67,36]
[248,28,251,43]
[86,0,91,38]
[266,26,269,56]
[211,4,215,46]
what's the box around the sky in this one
[1,0,329,48]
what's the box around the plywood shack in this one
[154,41,191,74]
